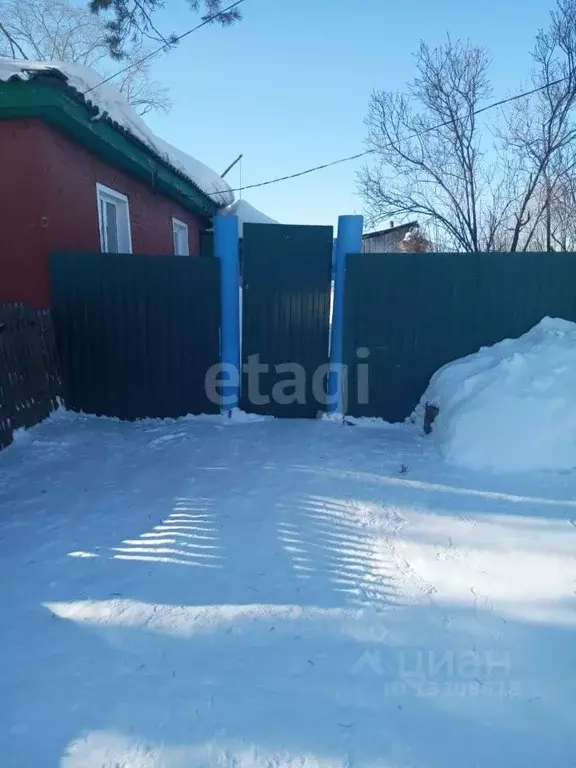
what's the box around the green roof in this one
[0,71,220,220]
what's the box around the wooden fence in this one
[0,304,61,450]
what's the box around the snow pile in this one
[223,198,279,235]
[0,57,233,206]
[421,317,576,472]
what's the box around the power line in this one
[215,74,571,195]
[83,0,246,95]
[222,149,372,193]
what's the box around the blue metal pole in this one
[214,215,240,412]
[328,214,364,414]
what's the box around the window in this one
[96,183,132,253]
[172,218,189,256]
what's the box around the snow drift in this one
[0,57,233,206]
[421,317,576,472]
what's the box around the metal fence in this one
[51,252,221,419]
[344,251,576,421]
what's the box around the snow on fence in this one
[0,305,61,450]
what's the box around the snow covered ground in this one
[1,411,575,767]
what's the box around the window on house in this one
[96,183,132,253]
[172,218,189,256]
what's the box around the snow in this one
[0,57,233,206]
[223,198,279,235]
[402,227,418,242]
[420,317,576,473]
[1,410,576,766]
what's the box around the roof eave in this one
[0,76,221,220]
[363,221,419,238]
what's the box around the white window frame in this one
[172,217,190,256]
[96,183,133,254]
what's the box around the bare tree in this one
[359,39,497,252]
[114,61,171,114]
[0,0,171,115]
[500,0,576,251]
[359,0,576,252]
[525,175,576,250]
[0,19,28,58]
[549,173,576,249]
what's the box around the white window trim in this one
[172,217,190,256]
[96,183,133,254]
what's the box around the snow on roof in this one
[0,57,233,207]
[222,198,279,235]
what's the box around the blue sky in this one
[147,0,556,228]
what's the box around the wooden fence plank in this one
[0,304,62,450]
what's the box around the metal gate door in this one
[241,223,333,418]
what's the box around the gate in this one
[240,224,333,418]
[344,251,576,422]
[51,252,221,419]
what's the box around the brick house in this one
[0,60,232,309]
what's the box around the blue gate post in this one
[328,214,364,415]
[214,215,240,413]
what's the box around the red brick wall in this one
[0,121,48,309]
[0,118,205,309]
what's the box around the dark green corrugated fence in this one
[51,252,220,419]
[344,251,576,422]
[241,223,333,418]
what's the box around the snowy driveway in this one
[1,413,575,767]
